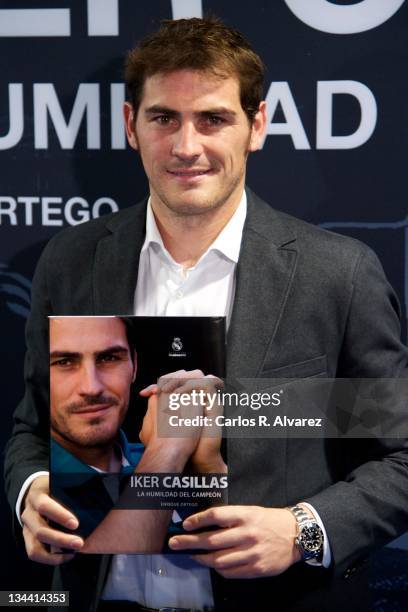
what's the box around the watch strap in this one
[290,504,311,526]
[289,504,324,561]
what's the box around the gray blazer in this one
[4,188,408,611]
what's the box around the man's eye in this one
[205,115,225,126]
[51,359,73,367]
[153,115,172,125]
[98,354,121,363]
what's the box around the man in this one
[50,314,138,546]
[4,16,408,612]
[50,316,137,474]
[49,315,159,552]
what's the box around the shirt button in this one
[157,568,166,576]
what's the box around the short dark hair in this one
[124,17,265,123]
[119,317,137,365]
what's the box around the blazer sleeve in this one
[304,246,408,575]
[4,239,53,516]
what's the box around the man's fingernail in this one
[169,538,179,548]
[66,519,78,529]
[70,538,83,549]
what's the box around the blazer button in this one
[343,566,356,579]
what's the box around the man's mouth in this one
[74,404,114,415]
[70,398,117,415]
[167,169,213,178]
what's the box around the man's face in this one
[50,317,136,453]
[124,69,266,217]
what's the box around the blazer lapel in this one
[225,191,297,506]
[227,190,298,378]
[93,200,147,314]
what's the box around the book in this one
[49,315,227,554]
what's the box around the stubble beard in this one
[51,397,123,451]
[152,168,246,221]
[52,416,117,450]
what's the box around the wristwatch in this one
[289,504,324,561]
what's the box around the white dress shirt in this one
[133,193,245,324]
[103,194,247,608]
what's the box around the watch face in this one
[299,524,323,552]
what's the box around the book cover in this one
[49,315,227,554]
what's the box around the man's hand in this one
[140,368,222,399]
[168,505,301,578]
[21,475,84,565]
[188,386,226,474]
[140,369,226,473]
[139,386,203,472]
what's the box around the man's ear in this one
[131,350,137,382]
[248,101,267,153]
[124,102,138,151]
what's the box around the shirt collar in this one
[51,430,136,475]
[142,191,247,266]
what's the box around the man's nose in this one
[171,122,203,160]
[78,363,104,397]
